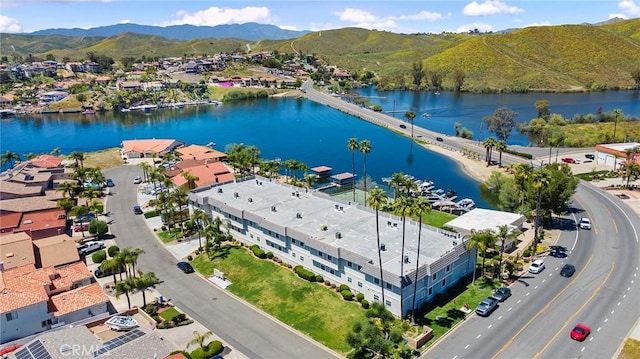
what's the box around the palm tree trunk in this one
[125,293,131,309]
[411,218,423,324]
[112,273,117,284]
[399,216,406,318]
[532,189,542,257]
[375,209,385,305]
[352,152,356,202]
[142,290,147,307]
[363,158,367,205]
[497,241,504,279]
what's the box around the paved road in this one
[423,182,640,359]
[104,166,339,359]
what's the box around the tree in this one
[621,161,640,188]
[404,110,417,138]
[88,219,109,239]
[531,170,550,258]
[134,271,160,307]
[631,68,640,89]
[483,108,518,141]
[410,61,425,88]
[76,93,87,105]
[347,138,359,202]
[187,330,213,349]
[483,137,497,164]
[114,277,135,309]
[70,151,86,168]
[388,172,407,199]
[494,225,521,279]
[359,140,372,205]
[495,140,507,167]
[534,100,551,121]
[461,230,481,285]
[367,188,388,306]
[57,181,80,199]
[138,161,152,182]
[1,150,20,168]
[452,69,466,92]
[51,147,61,156]
[182,170,199,190]
[612,109,623,143]
[100,258,121,284]
[411,197,431,324]
[56,197,75,216]
[191,208,208,251]
[471,229,496,278]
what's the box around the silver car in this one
[476,297,499,316]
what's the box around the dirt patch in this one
[82,148,124,169]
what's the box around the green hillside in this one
[2,18,639,92]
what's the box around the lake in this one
[2,89,638,208]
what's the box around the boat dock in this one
[384,174,476,214]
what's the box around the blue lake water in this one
[2,90,639,208]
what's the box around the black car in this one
[436,137,444,142]
[177,261,195,274]
[491,287,512,302]
[585,154,595,160]
[560,264,576,277]
[95,265,125,278]
[400,124,407,129]
[133,205,143,215]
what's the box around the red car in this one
[570,323,591,341]
[0,344,21,356]
[561,157,576,164]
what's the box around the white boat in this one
[457,198,476,209]
[105,315,138,331]
[206,142,216,147]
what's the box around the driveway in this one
[104,165,339,359]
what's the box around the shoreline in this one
[422,142,494,183]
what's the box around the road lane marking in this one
[618,302,621,306]
[595,189,639,242]
[611,310,615,314]
[532,264,614,359]
[517,300,521,303]
[605,318,609,323]
[477,334,482,339]
[488,325,492,329]
[597,327,601,332]
[534,286,538,289]
[602,205,617,234]
[526,292,530,296]
[498,315,503,319]
[492,255,595,359]
[508,308,512,312]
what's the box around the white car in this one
[133,176,142,184]
[528,259,545,274]
[579,218,591,230]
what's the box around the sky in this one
[1,0,639,35]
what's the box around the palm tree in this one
[483,137,497,164]
[138,161,152,183]
[134,271,160,307]
[50,147,61,156]
[347,138,359,202]
[612,108,623,143]
[531,170,550,258]
[473,229,496,278]
[392,196,413,318]
[182,170,199,190]
[1,150,21,169]
[359,139,372,205]
[187,330,213,349]
[191,208,208,251]
[56,197,75,217]
[388,172,406,199]
[70,151,86,168]
[100,258,121,284]
[367,188,388,306]
[494,225,521,279]
[126,248,145,278]
[621,161,640,188]
[57,181,80,199]
[114,277,135,309]
[411,197,431,324]
[282,159,296,183]
[495,140,507,167]
[404,110,417,138]
[462,230,481,285]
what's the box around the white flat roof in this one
[445,208,525,233]
[192,177,462,277]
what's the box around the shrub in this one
[190,340,223,359]
[144,304,157,316]
[250,244,267,259]
[315,274,324,282]
[151,315,161,324]
[168,351,191,359]
[339,284,350,292]
[356,293,364,302]
[161,225,167,231]
[331,283,337,289]
[266,251,274,259]
[107,245,120,257]
[172,313,187,323]
[187,255,193,261]
[324,280,331,286]
[361,299,370,309]
[144,210,160,219]
[523,248,532,257]
[293,265,316,282]
[341,289,353,301]
[91,250,107,264]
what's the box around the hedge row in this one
[190,340,223,359]
[250,244,267,259]
[294,265,317,282]
[504,148,533,159]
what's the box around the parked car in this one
[561,157,576,164]
[400,124,407,129]
[570,323,591,341]
[491,287,512,302]
[475,297,499,317]
[95,265,125,278]
[105,178,115,187]
[133,205,143,215]
[177,261,195,274]
[73,223,90,232]
[579,217,591,230]
[133,176,142,184]
[528,259,545,274]
[585,154,595,160]
[436,137,444,142]
[560,264,576,277]
[77,241,105,256]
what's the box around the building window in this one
[357,281,363,288]
[250,234,254,238]
[441,278,446,286]
[446,264,451,272]
[428,287,433,296]
[374,278,380,284]
[385,300,391,307]
[5,312,17,321]
[347,277,352,283]
[385,283,392,289]
[300,256,304,261]
[373,294,379,301]
[292,252,296,257]
[432,273,437,280]
[328,255,332,261]
[330,269,335,275]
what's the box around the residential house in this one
[116,81,142,92]
[83,61,100,73]
[189,176,477,317]
[174,144,227,162]
[121,139,185,159]
[29,154,63,169]
[445,208,527,253]
[2,208,67,240]
[0,232,35,270]
[32,234,80,268]
[0,94,13,108]
[65,62,85,72]
[94,76,111,86]
[594,142,640,167]
[166,160,234,189]
[39,91,68,104]
[0,262,109,344]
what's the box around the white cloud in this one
[523,21,552,28]
[454,22,494,33]
[397,11,445,22]
[608,13,628,19]
[463,0,524,16]
[277,24,299,31]
[332,7,446,32]
[334,8,377,23]
[160,6,271,26]
[0,15,22,32]
[118,19,131,24]
[619,0,640,16]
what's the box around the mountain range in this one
[29,22,309,41]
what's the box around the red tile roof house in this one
[121,139,185,159]
[0,208,67,240]
[175,144,227,162]
[169,161,235,189]
[0,262,109,344]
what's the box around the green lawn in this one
[191,246,366,353]
[159,307,181,322]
